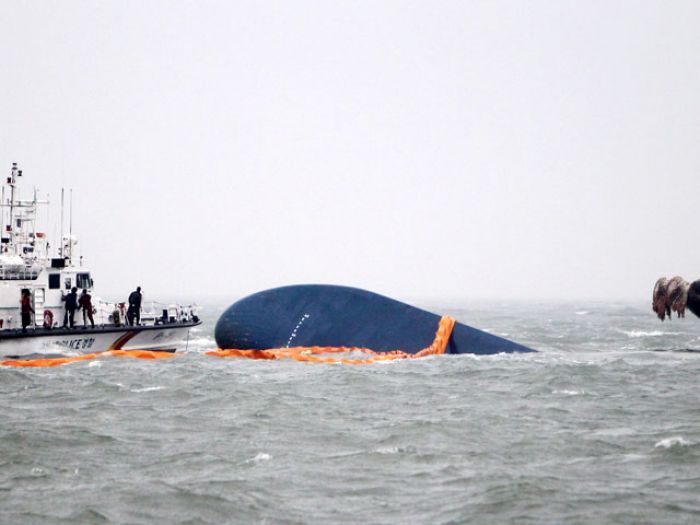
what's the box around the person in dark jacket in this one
[62,286,79,328]
[127,286,142,326]
[79,289,95,328]
[20,289,34,332]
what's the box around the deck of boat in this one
[0,319,201,339]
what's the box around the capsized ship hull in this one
[0,322,200,359]
[215,285,535,355]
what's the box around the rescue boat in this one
[0,163,200,358]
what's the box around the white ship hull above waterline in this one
[0,321,200,359]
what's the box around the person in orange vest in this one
[79,289,95,328]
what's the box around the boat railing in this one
[88,300,199,327]
[141,301,199,324]
[0,267,41,280]
[0,304,199,332]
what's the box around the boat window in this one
[64,277,72,290]
[77,273,92,290]
[48,274,60,289]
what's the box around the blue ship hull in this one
[215,285,535,355]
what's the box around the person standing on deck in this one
[127,286,142,326]
[62,287,79,328]
[20,289,34,332]
[79,289,95,328]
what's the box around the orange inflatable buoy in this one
[206,315,456,365]
[1,349,177,368]
[1,317,455,368]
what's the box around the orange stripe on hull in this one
[108,330,139,351]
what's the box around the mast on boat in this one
[0,163,50,266]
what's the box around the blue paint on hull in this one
[215,285,535,355]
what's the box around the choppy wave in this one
[619,329,666,338]
[130,386,165,393]
[655,436,693,449]
[244,452,272,464]
[3,301,700,524]
[551,389,584,396]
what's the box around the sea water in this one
[1,301,700,524]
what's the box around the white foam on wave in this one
[575,311,589,315]
[245,452,271,464]
[184,336,216,350]
[372,358,402,365]
[375,446,416,455]
[552,389,584,396]
[376,446,400,455]
[619,330,665,338]
[654,436,692,449]
[130,386,165,393]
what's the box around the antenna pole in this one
[9,164,16,254]
[32,187,37,247]
[46,192,50,260]
[1,184,4,242]
[60,188,64,259]
[69,189,73,266]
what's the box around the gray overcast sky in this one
[1,1,699,303]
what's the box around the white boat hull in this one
[0,323,199,358]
